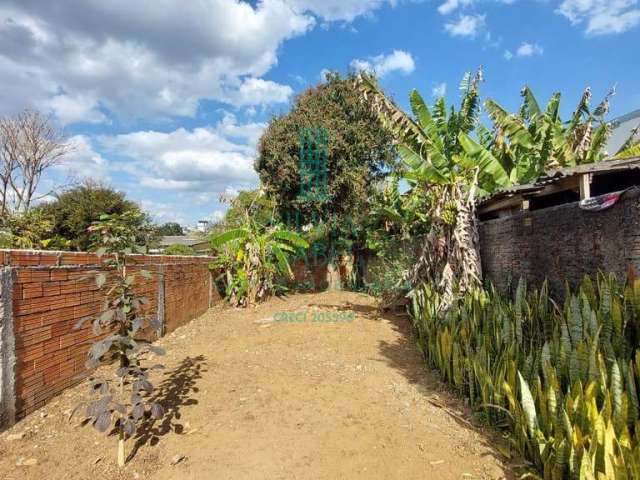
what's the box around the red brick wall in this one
[1,249,217,419]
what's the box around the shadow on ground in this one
[374,308,515,477]
[127,355,207,461]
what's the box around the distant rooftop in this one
[159,236,208,247]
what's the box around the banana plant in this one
[357,70,510,309]
[477,86,615,184]
[210,216,309,306]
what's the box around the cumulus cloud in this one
[44,93,107,125]
[438,0,474,15]
[222,78,293,107]
[53,135,110,181]
[287,0,396,22]
[0,1,314,122]
[100,114,264,194]
[350,50,415,77]
[444,14,486,37]
[505,42,544,60]
[516,42,544,57]
[557,0,640,35]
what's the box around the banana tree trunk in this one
[404,181,482,311]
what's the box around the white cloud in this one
[516,42,543,57]
[432,82,447,97]
[320,69,332,81]
[438,0,474,15]
[444,14,486,37]
[287,0,395,22]
[100,114,265,193]
[212,210,225,221]
[350,50,415,77]
[223,78,293,107]
[503,42,543,60]
[0,1,314,122]
[557,0,640,35]
[44,93,107,125]
[53,135,110,181]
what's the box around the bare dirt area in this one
[0,291,512,480]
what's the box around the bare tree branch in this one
[0,109,72,214]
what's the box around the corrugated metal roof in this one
[479,156,640,207]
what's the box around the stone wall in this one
[479,188,640,296]
[0,250,219,427]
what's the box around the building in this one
[156,235,210,254]
[477,156,640,296]
[196,220,210,233]
[478,156,640,220]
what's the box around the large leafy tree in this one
[157,222,183,236]
[36,181,146,251]
[255,72,396,245]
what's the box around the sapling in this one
[73,212,165,467]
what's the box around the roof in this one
[159,236,208,247]
[479,156,640,209]
[605,109,640,155]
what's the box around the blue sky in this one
[1,0,639,226]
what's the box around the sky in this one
[1,0,639,227]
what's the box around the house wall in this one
[478,188,640,296]
[0,250,219,426]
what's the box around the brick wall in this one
[479,188,640,296]
[0,250,219,424]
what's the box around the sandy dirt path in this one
[0,291,511,479]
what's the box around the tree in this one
[0,209,70,250]
[255,71,396,241]
[358,70,510,309]
[73,212,166,467]
[478,86,615,183]
[222,189,277,229]
[36,181,143,251]
[0,109,70,214]
[156,222,183,236]
[358,73,617,309]
[210,213,309,307]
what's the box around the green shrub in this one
[210,221,309,307]
[163,243,195,256]
[409,275,640,478]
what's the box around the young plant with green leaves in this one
[210,212,309,307]
[73,212,165,467]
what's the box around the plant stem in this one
[117,427,125,467]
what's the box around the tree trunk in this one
[325,259,341,291]
[400,181,482,312]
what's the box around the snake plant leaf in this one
[518,371,538,437]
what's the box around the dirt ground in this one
[0,291,512,480]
